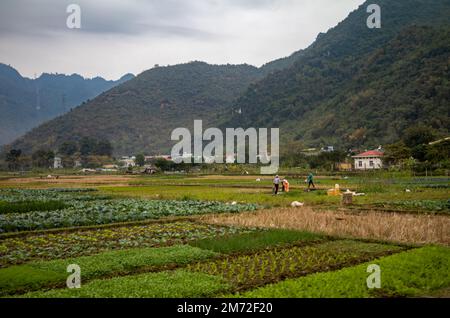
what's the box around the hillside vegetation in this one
[227,0,450,150]
[10,62,265,155]
[8,0,450,155]
[0,64,133,146]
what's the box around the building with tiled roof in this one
[352,150,384,170]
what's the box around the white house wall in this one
[354,157,383,170]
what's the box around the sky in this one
[0,0,365,80]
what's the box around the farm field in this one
[0,173,449,298]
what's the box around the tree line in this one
[3,137,113,170]
[383,125,449,173]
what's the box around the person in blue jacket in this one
[307,173,316,190]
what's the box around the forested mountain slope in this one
[225,0,450,149]
[0,64,133,145]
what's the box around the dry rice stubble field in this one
[201,207,450,246]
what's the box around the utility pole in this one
[34,73,40,111]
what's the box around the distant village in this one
[4,131,448,174]
[50,147,386,173]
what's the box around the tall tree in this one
[95,140,113,156]
[5,149,22,171]
[79,137,98,156]
[403,126,436,148]
[384,142,412,165]
[135,154,145,167]
[58,141,78,156]
[32,149,55,168]
[426,140,450,164]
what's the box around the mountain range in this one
[0,64,134,145]
[227,0,450,149]
[5,0,450,156]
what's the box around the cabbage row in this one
[0,188,110,203]
[0,199,258,233]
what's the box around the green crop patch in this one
[0,200,69,214]
[0,189,104,204]
[237,246,450,298]
[21,270,230,298]
[0,265,66,296]
[190,229,325,254]
[0,222,253,267]
[187,240,404,291]
[374,200,450,214]
[0,198,258,233]
[0,245,217,296]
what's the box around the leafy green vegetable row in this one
[188,240,403,291]
[0,245,217,296]
[0,221,253,267]
[0,199,258,233]
[190,229,325,254]
[0,189,102,203]
[18,245,447,299]
[237,246,450,298]
[22,270,229,298]
[0,200,69,215]
[2,228,317,295]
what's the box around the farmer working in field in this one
[307,172,316,190]
[273,175,281,195]
[282,178,290,192]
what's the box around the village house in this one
[321,146,335,153]
[119,156,136,168]
[53,157,63,169]
[352,150,384,170]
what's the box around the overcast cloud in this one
[0,0,365,80]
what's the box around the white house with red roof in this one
[352,150,384,170]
